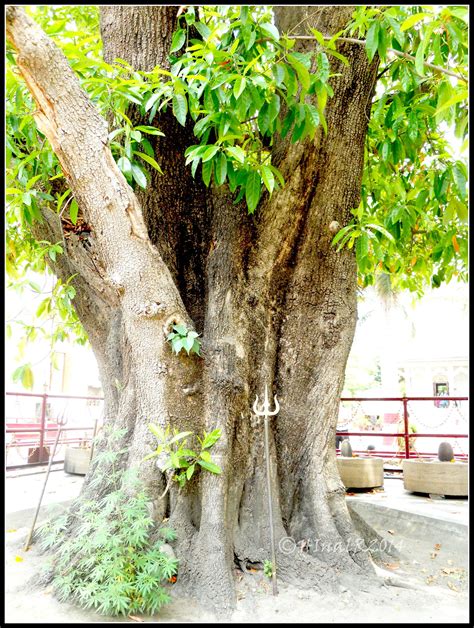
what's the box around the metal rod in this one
[263,415,278,596]
[340,396,467,401]
[38,394,47,464]
[24,424,64,551]
[402,397,410,459]
[89,416,99,463]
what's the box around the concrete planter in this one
[402,459,468,497]
[64,447,92,475]
[337,457,384,489]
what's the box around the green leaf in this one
[242,25,256,51]
[414,42,426,76]
[233,76,246,100]
[257,102,270,135]
[202,428,222,449]
[260,22,279,41]
[356,233,369,260]
[260,165,275,194]
[245,170,262,214]
[183,334,195,354]
[148,423,164,439]
[131,164,147,189]
[195,21,211,40]
[287,53,310,92]
[117,155,132,176]
[331,224,355,246]
[214,152,227,185]
[268,93,280,125]
[170,451,181,468]
[172,93,188,127]
[434,90,468,116]
[225,146,245,163]
[172,337,184,354]
[135,152,163,174]
[173,323,188,336]
[199,450,212,462]
[201,145,219,162]
[168,431,193,446]
[197,459,222,474]
[69,199,79,225]
[145,92,161,113]
[170,29,186,53]
[365,20,380,62]
[133,125,165,136]
[400,12,431,32]
[186,464,195,480]
[202,159,213,187]
[366,223,396,243]
[16,363,34,390]
[452,163,467,201]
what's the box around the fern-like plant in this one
[39,460,178,616]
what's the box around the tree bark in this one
[7,5,387,614]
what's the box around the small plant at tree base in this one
[144,424,221,491]
[263,560,273,579]
[167,323,201,356]
[38,463,178,617]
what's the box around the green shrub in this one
[39,465,178,616]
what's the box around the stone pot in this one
[337,457,384,489]
[402,459,468,497]
[64,446,92,475]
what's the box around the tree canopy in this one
[6,5,468,389]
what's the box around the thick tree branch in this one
[6,6,190,325]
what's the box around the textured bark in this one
[7,5,382,613]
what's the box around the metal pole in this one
[89,416,99,463]
[38,393,47,464]
[24,417,66,551]
[402,397,410,459]
[263,415,278,596]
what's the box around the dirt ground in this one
[5,523,468,623]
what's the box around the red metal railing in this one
[6,393,469,469]
[6,391,104,469]
[336,396,468,461]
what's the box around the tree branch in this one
[6,6,190,325]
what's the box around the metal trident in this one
[253,385,280,596]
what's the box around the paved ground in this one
[5,465,469,623]
[6,466,468,529]
[6,465,84,529]
[348,471,468,526]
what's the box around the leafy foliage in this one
[340,5,468,293]
[166,323,202,356]
[38,435,177,617]
[263,560,274,579]
[145,424,222,488]
[5,5,468,386]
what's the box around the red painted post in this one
[402,397,409,459]
[38,393,47,464]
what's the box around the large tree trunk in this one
[7,5,384,613]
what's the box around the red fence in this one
[336,396,468,461]
[6,391,103,469]
[5,392,469,469]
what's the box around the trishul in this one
[253,385,280,421]
[253,384,280,596]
